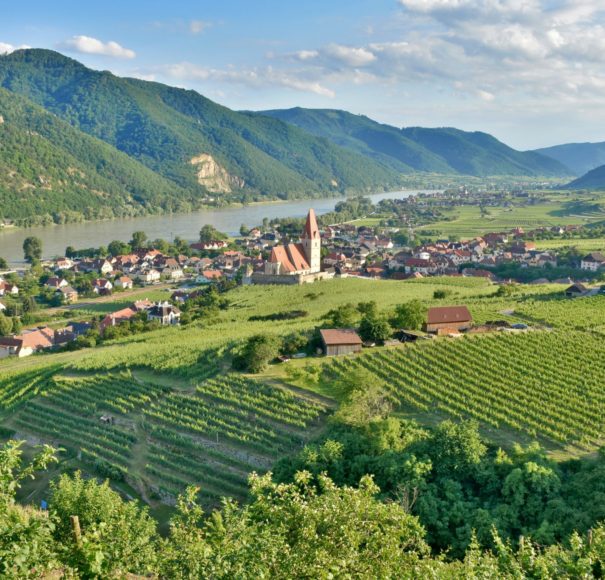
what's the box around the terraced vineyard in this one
[142,375,326,501]
[6,369,328,505]
[327,330,605,446]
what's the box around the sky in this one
[1,0,605,150]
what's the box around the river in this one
[0,190,437,264]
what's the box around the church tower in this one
[301,209,321,273]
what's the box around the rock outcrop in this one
[190,154,244,193]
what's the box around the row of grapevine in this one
[328,330,605,445]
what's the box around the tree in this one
[65,245,76,258]
[23,237,42,263]
[240,223,249,237]
[235,334,280,373]
[359,314,391,344]
[129,231,148,250]
[108,240,131,256]
[0,257,7,270]
[199,225,228,244]
[0,313,12,336]
[281,331,308,356]
[325,303,358,328]
[392,300,426,330]
[357,301,378,317]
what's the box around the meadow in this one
[417,192,605,238]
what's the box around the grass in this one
[418,192,605,238]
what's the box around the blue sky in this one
[2,0,605,149]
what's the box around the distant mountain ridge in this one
[0,49,577,224]
[0,49,404,221]
[533,142,605,176]
[563,164,605,190]
[258,108,572,178]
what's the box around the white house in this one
[580,252,605,272]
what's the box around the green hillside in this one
[260,108,572,177]
[0,49,403,210]
[0,88,190,224]
[535,141,605,176]
[564,163,605,190]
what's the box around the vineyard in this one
[326,330,605,448]
[141,375,326,501]
[4,369,327,505]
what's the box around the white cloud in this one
[323,44,376,66]
[0,42,30,54]
[160,62,335,97]
[60,35,136,59]
[189,20,212,34]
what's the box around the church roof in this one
[269,243,310,273]
[303,209,320,239]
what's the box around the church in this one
[251,209,329,285]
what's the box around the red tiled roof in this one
[320,328,362,346]
[427,306,472,325]
[303,209,320,239]
[269,244,310,273]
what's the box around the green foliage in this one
[391,299,426,330]
[324,302,358,327]
[0,312,12,336]
[22,236,42,263]
[50,471,158,577]
[358,313,392,344]
[128,231,148,250]
[199,224,228,243]
[234,334,281,373]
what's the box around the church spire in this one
[303,208,320,239]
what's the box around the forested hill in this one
[563,164,605,190]
[0,88,189,224]
[259,108,573,178]
[0,49,403,214]
[534,141,605,176]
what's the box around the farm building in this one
[424,306,473,334]
[320,328,363,356]
[565,283,589,298]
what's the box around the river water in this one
[0,190,436,264]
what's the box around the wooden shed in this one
[424,306,473,334]
[320,328,363,356]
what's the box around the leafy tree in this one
[359,313,391,344]
[50,471,159,577]
[357,300,378,317]
[234,334,280,373]
[199,225,228,244]
[281,331,308,356]
[129,231,148,250]
[0,440,58,577]
[0,257,7,269]
[108,240,131,256]
[392,300,426,330]
[239,223,249,237]
[22,236,42,263]
[65,245,76,258]
[0,313,12,336]
[324,302,358,328]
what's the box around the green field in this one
[418,192,605,238]
[534,237,605,252]
[2,276,605,515]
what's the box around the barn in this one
[425,306,473,334]
[320,329,363,356]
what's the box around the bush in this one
[234,334,281,373]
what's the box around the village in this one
[1,207,604,360]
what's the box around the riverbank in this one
[0,189,439,264]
